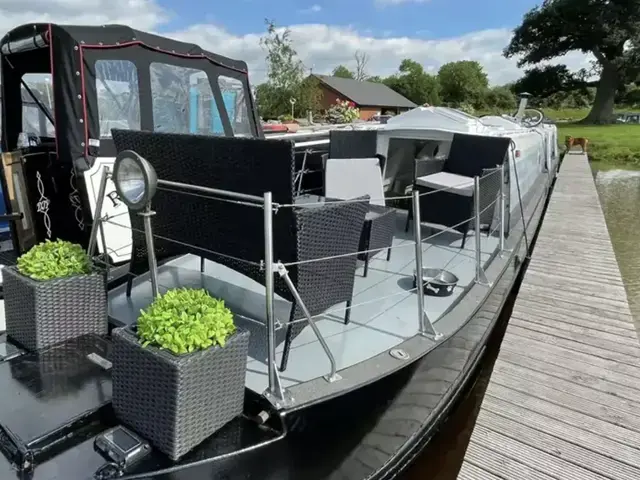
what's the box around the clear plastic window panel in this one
[21,73,55,137]
[217,76,252,137]
[95,60,141,138]
[150,63,225,136]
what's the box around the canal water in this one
[402,167,640,479]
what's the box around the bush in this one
[327,98,360,123]
[137,288,236,355]
[17,239,92,281]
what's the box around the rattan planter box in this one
[3,267,108,352]
[112,326,250,460]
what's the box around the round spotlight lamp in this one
[113,150,157,211]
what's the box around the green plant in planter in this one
[137,288,236,355]
[17,239,92,281]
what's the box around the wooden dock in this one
[458,152,640,480]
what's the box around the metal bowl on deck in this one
[413,268,459,297]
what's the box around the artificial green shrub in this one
[17,239,92,281]
[137,288,236,355]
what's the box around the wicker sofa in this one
[111,129,368,372]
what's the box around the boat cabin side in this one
[0,23,262,261]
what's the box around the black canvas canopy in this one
[1,23,261,164]
[0,23,262,254]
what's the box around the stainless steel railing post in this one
[499,164,506,253]
[474,177,490,286]
[86,166,110,258]
[262,192,291,407]
[412,190,443,340]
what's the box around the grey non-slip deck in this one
[458,152,640,480]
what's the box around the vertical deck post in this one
[262,192,291,407]
[474,177,490,286]
[499,163,506,253]
[412,191,443,340]
[140,205,159,298]
[86,166,110,258]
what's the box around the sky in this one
[0,0,594,86]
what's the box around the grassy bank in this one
[482,106,639,170]
[557,124,640,170]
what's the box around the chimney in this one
[514,92,532,121]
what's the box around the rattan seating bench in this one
[112,129,369,372]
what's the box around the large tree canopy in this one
[437,60,489,106]
[505,0,640,124]
[383,59,440,106]
[512,65,580,99]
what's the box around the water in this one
[402,167,640,479]
[594,169,640,321]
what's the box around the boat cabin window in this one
[21,74,55,138]
[95,60,141,138]
[150,63,224,136]
[218,76,251,137]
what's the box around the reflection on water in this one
[595,169,640,322]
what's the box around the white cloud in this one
[168,23,594,87]
[0,0,594,89]
[299,4,322,14]
[0,0,168,34]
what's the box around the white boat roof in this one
[381,107,532,136]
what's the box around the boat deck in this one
[109,212,500,395]
[458,152,640,480]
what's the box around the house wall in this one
[318,85,342,110]
[317,85,412,121]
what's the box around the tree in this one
[512,65,580,100]
[484,86,517,112]
[332,65,355,79]
[354,50,370,81]
[256,19,321,119]
[260,19,305,91]
[437,60,489,106]
[504,0,640,124]
[384,59,440,106]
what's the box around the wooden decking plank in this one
[508,321,640,363]
[524,268,627,293]
[512,298,636,333]
[485,383,640,452]
[492,358,640,420]
[464,442,555,480]
[456,461,503,480]
[517,283,632,312]
[459,153,640,479]
[504,325,640,370]
[475,409,640,480]
[499,340,640,393]
[469,424,614,480]
[509,312,640,348]
[481,394,640,470]
[526,266,627,289]
[521,275,628,303]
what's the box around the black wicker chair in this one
[405,133,511,248]
[111,129,368,372]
